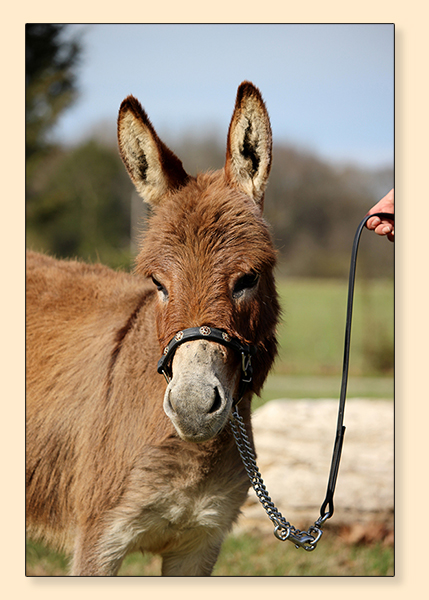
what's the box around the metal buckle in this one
[161,369,171,384]
[241,352,252,382]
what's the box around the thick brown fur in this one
[26,82,281,576]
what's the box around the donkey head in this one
[118,82,280,443]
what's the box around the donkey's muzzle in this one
[158,326,256,406]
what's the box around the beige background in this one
[6,4,425,596]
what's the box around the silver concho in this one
[222,332,231,342]
[174,331,184,341]
[200,326,211,336]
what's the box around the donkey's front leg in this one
[71,525,129,576]
[161,536,224,576]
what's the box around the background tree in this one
[27,140,133,268]
[26,24,81,160]
[26,24,83,240]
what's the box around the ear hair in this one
[117,95,189,206]
[225,82,272,209]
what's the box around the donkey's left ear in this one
[225,82,272,209]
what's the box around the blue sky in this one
[55,24,394,169]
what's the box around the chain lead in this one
[230,406,324,551]
[230,212,394,551]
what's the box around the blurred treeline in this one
[26,25,394,279]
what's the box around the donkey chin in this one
[163,340,237,443]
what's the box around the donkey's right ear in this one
[117,96,189,206]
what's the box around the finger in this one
[366,216,381,230]
[375,223,393,236]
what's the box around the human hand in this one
[366,189,394,242]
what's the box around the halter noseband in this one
[157,326,257,405]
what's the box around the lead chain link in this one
[230,406,324,551]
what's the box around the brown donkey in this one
[26,82,281,576]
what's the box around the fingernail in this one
[382,226,391,234]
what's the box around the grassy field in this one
[256,277,393,408]
[26,277,394,577]
[26,529,394,577]
[272,277,393,378]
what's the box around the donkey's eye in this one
[151,276,168,299]
[232,272,260,299]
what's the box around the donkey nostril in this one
[208,387,223,414]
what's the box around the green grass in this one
[272,277,394,378]
[26,530,394,577]
[253,277,394,409]
[26,539,71,576]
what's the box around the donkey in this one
[26,81,281,576]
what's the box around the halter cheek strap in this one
[157,326,257,405]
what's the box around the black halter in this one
[157,326,257,405]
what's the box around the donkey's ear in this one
[117,96,189,206]
[225,82,272,209]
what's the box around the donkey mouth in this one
[170,420,226,444]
